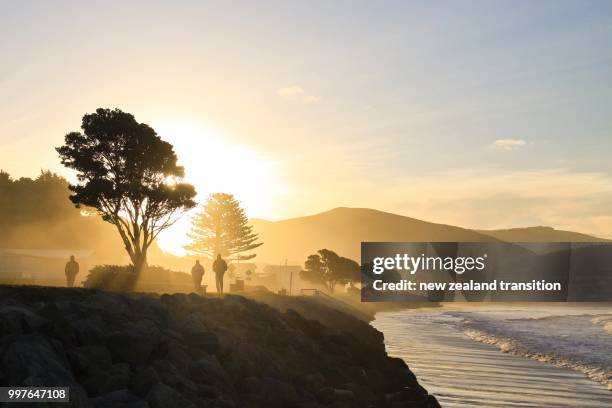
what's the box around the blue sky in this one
[1,0,612,241]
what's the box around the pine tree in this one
[185,193,262,260]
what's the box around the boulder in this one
[0,309,24,335]
[196,384,222,399]
[107,322,160,366]
[90,389,148,408]
[2,334,69,384]
[151,359,198,395]
[0,305,48,333]
[67,345,113,375]
[212,396,237,408]
[130,366,161,397]
[385,385,432,407]
[83,293,129,315]
[189,355,230,389]
[2,334,90,407]
[81,362,131,396]
[51,318,79,348]
[166,347,191,373]
[180,314,220,354]
[159,293,192,313]
[146,383,195,408]
[73,316,108,346]
[244,376,299,408]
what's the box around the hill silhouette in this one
[251,207,607,263]
[476,226,608,243]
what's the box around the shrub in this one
[83,264,191,291]
[83,265,135,291]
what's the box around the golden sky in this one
[2,2,612,254]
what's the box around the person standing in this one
[212,254,228,295]
[191,260,205,294]
[65,255,79,287]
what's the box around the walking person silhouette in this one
[212,254,228,295]
[191,260,205,294]
[65,255,79,287]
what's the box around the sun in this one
[152,120,285,256]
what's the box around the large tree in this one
[185,193,262,260]
[299,254,327,287]
[300,249,361,292]
[56,108,196,285]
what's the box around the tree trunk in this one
[128,253,148,291]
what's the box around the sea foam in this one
[450,310,612,390]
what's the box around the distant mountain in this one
[476,226,608,243]
[251,207,607,264]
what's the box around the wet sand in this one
[372,309,612,407]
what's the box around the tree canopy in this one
[0,170,76,227]
[0,170,121,253]
[56,108,196,283]
[299,249,361,292]
[185,193,262,261]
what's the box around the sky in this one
[1,0,612,253]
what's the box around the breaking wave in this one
[450,311,612,390]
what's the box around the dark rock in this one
[285,309,327,339]
[72,316,108,346]
[0,310,24,335]
[427,394,442,408]
[316,387,335,405]
[160,293,192,313]
[0,286,438,408]
[296,402,320,408]
[189,355,230,389]
[180,314,220,354]
[2,334,90,407]
[81,362,131,396]
[225,342,283,379]
[212,396,236,408]
[386,385,431,406]
[166,347,191,373]
[36,301,61,320]
[107,322,160,366]
[146,383,195,408]
[83,293,128,315]
[127,295,172,328]
[2,334,68,384]
[51,318,79,348]
[151,359,198,395]
[90,389,148,408]
[304,372,325,391]
[67,345,113,374]
[331,388,355,403]
[0,305,48,333]
[245,376,299,408]
[130,366,161,397]
[196,384,222,399]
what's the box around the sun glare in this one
[153,120,285,256]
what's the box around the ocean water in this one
[372,304,612,407]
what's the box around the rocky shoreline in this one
[0,285,439,407]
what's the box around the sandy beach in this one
[372,306,612,407]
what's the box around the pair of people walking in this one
[191,254,228,295]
